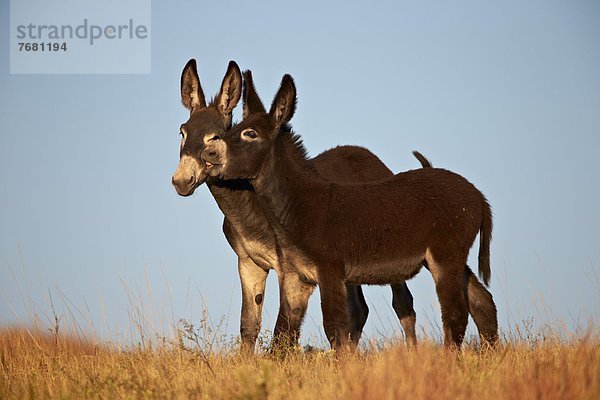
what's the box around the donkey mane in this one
[207,96,219,109]
[282,128,311,161]
[275,126,321,179]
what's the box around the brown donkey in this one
[202,74,496,350]
[172,59,421,351]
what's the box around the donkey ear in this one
[181,59,207,112]
[216,61,242,122]
[242,70,266,119]
[269,74,297,127]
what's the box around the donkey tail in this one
[478,197,493,287]
[412,150,432,168]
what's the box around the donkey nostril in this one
[188,176,195,184]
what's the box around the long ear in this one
[242,70,266,119]
[181,59,207,112]
[269,74,297,127]
[216,61,242,125]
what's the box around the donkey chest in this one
[287,251,319,284]
[237,236,279,271]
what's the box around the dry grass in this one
[1,325,598,400]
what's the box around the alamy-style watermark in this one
[10,0,151,74]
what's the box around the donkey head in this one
[202,72,296,181]
[171,59,242,196]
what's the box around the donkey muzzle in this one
[201,141,226,177]
[172,155,206,196]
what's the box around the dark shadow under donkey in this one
[172,59,422,351]
[202,73,498,350]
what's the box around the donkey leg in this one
[427,254,469,349]
[318,265,351,351]
[238,256,269,353]
[464,265,498,345]
[272,272,315,349]
[391,282,418,347]
[347,284,369,347]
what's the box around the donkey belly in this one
[345,254,424,285]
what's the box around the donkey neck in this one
[206,179,272,235]
[253,132,329,232]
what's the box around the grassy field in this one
[1,325,598,400]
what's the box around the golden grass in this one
[1,326,598,400]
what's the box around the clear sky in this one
[1,0,599,345]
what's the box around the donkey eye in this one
[179,130,186,150]
[243,130,258,140]
[208,134,220,141]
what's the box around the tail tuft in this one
[478,197,493,286]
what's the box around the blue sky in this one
[1,0,599,345]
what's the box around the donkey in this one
[172,59,422,351]
[239,71,496,350]
[202,73,496,350]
